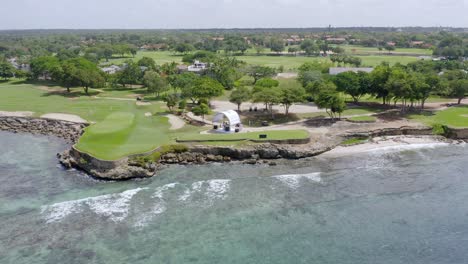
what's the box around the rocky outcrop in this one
[58,148,155,180]
[158,142,337,166]
[344,126,433,139]
[0,116,87,143]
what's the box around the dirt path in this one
[165,114,186,130]
[41,113,88,123]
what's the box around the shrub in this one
[432,124,450,137]
[131,144,189,166]
[178,100,187,111]
[342,137,368,146]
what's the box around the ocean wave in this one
[41,187,147,224]
[134,183,179,227]
[273,173,322,189]
[178,179,231,203]
[367,142,450,154]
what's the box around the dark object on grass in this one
[214,125,218,130]
[235,128,240,133]
[136,97,142,101]
[259,134,267,139]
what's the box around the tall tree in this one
[247,65,276,84]
[450,79,468,105]
[0,60,15,80]
[192,103,210,120]
[333,71,365,103]
[279,84,306,115]
[269,38,285,54]
[315,89,346,119]
[370,63,392,105]
[229,86,251,112]
[143,71,169,97]
[300,40,319,56]
[65,58,104,94]
[252,86,281,118]
[182,77,224,103]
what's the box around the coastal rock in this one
[0,116,87,144]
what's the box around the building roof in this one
[213,110,241,126]
[329,67,374,75]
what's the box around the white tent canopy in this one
[213,110,241,126]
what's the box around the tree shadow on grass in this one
[241,111,301,127]
[41,89,100,98]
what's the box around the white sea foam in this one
[273,173,322,189]
[133,202,167,228]
[206,179,231,200]
[178,179,231,203]
[152,182,178,199]
[367,142,450,154]
[134,183,179,227]
[41,187,147,223]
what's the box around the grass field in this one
[104,51,182,65]
[105,50,421,70]
[341,137,369,145]
[409,106,468,128]
[342,45,432,56]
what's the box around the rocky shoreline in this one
[3,116,468,181]
[0,116,87,144]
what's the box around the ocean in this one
[1,131,468,264]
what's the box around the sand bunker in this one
[41,113,87,123]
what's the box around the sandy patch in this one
[276,72,298,79]
[41,113,87,123]
[0,111,34,117]
[165,114,186,130]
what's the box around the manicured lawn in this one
[237,54,419,69]
[342,45,432,55]
[104,51,183,65]
[342,137,369,146]
[76,112,173,160]
[343,107,382,116]
[179,130,310,141]
[409,106,468,128]
[0,81,178,160]
[103,50,421,70]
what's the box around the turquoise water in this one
[2,131,468,263]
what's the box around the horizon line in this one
[0,26,467,31]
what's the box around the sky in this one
[0,0,467,29]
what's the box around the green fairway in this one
[179,130,309,142]
[103,50,421,70]
[342,45,432,56]
[76,112,173,160]
[409,106,468,128]
[104,51,182,65]
[0,81,177,160]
